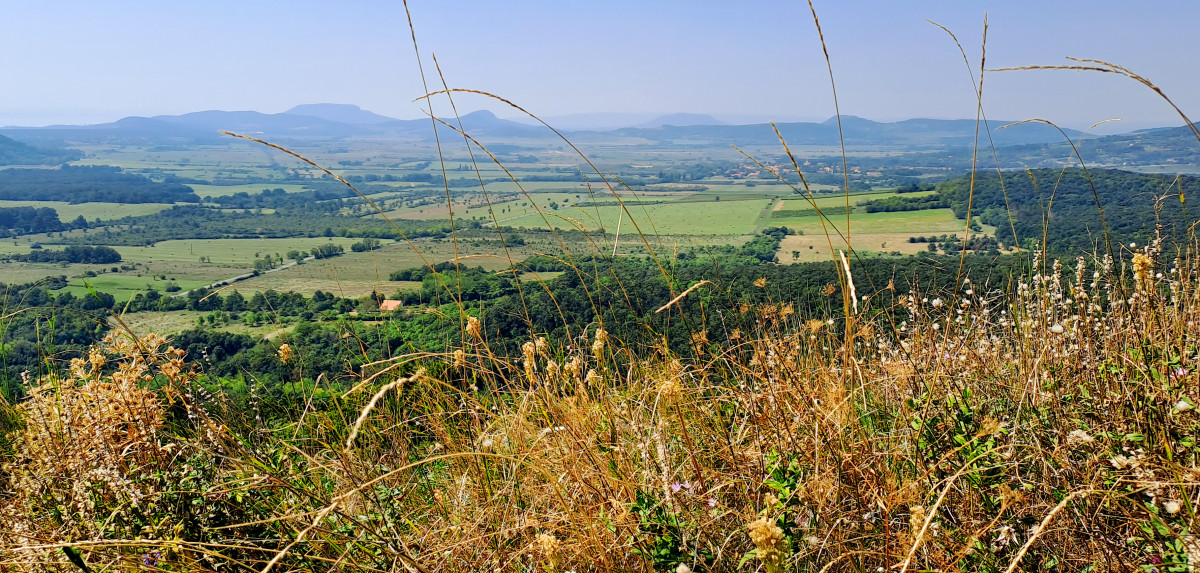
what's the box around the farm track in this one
[172,255,315,297]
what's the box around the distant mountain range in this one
[0,103,1193,159]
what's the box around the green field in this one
[498,196,773,235]
[63,275,213,302]
[373,188,678,222]
[0,200,175,221]
[230,238,537,298]
[189,183,310,198]
[112,311,293,339]
[114,237,361,267]
[769,207,966,234]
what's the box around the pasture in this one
[0,200,175,221]
[189,183,310,198]
[778,232,956,262]
[230,238,535,298]
[498,196,773,235]
[111,311,292,338]
[768,207,966,234]
[63,275,213,302]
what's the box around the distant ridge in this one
[0,133,81,165]
[636,113,727,128]
[4,107,1176,151]
[598,116,1090,148]
[286,104,397,125]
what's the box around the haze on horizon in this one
[2,1,1197,134]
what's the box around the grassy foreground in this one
[1,236,1198,572]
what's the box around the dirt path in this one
[172,255,315,297]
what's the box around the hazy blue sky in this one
[1,1,1196,132]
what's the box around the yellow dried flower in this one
[658,377,682,405]
[533,533,561,570]
[564,357,582,380]
[592,327,608,362]
[690,330,709,354]
[1132,253,1153,291]
[909,504,926,538]
[465,316,482,339]
[277,343,293,364]
[523,341,537,380]
[748,517,789,573]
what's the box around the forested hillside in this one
[938,168,1199,252]
[0,133,81,165]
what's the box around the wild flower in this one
[141,550,162,567]
[592,327,608,362]
[584,368,601,388]
[523,340,538,379]
[564,356,582,380]
[465,315,482,339]
[991,524,1018,551]
[277,342,293,364]
[1133,252,1154,290]
[533,533,561,571]
[748,517,789,573]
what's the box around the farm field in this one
[111,311,293,339]
[770,189,937,212]
[229,238,532,298]
[377,191,591,221]
[769,207,966,234]
[498,196,774,235]
[114,237,362,267]
[0,200,175,221]
[778,232,958,262]
[62,275,213,302]
[189,183,310,198]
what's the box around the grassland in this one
[113,237,361,268]
[769,206,966,234]
[63,275,212,302]
[498,196,774,235]
[188,183,310,198]
[230,238,532,298]
[778,231,950,261]
[0,200,175,221]
[111,311,292,338]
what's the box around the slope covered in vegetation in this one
[1,235,1198,572]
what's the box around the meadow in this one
[0,200,175,221]
[499,195,774,235]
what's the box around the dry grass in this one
[779,232,946,261]
[1,237,1198,572]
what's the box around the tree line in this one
[0,165,199,203]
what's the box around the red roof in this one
[379,300,403,312]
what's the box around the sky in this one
[1,1,1197,133]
